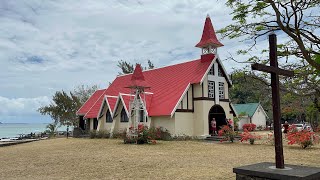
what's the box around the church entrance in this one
[208,105,227,134]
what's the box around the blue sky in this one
[0,0,271,123]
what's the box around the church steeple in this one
[196,15,223,55]
[127,64,149,88]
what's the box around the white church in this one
[76,15,237,137]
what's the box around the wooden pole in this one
[269,33,284,169]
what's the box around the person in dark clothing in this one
[283,121,289,134]
[66,125,69,138]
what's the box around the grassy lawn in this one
[0,138,319,180]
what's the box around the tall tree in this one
[219,0,320,71]
[117,60,155,74]
[73,85,98,105]
[38,85,98,127]
[219,0,320,113]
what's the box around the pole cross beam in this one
[251,33,294,169]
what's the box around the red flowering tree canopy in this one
[242,123,256,131]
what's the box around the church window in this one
[208,81,215,98]
[139,110,144,122]
[120,108,128,122]
[218,66,223,77]
[106,110,113,123]
[209,64,214,75]
[219,82,225,99]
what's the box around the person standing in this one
[283,121,289,134]
[211,118,217,136]
[66,125,69,139]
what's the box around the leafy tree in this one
[117,60,155,74]
[219,0,320,71]
[117,60,135,74]
[220,0,320,115]
[147,60,155,69]
[38,85,98,127]
[73,85,98,105]
[230,70,272,118]
[45,122,58,137]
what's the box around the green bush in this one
[89,130,96,139]
[148,127,172,141]
[111,130,126,139]
[96,130,110,138]
[172,135,192,141]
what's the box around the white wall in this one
[174,112,194,136]
[251,106,267,128]
[97,102,113,132]
[152,116,175,134]
[238,116,250,130]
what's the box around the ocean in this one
[0,123,71,138]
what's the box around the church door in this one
[208,105,227,134]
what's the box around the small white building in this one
[233,103,268,130]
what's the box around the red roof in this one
[195,15,223,48]
[80,57,214,118]
[104,57,213,117]
[106,96,117,115]
[84,90,107,119]
[76,89,106,115]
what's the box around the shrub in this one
[242,123,256,131]
[257,125,263,131]
[96,130,110,138]
[240,129,261,145]
[172,135,192,141]
[124,124,156,144]
[218,125,236,142]
[89,130,96,139]
[149,127,172,141]
[287,125,320,149]
[111,130,126,139]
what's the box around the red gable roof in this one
[102,57,214,117]
[84,90,107,119]
[76,89,106,115]
[195,15,223,48]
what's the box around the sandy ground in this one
[0,138,319,180]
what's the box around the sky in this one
[0,0,272,123]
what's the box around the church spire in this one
[196,15,223,55]
[127,64,149,88]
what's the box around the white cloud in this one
[0,0,276,122]
[0,96,50,115]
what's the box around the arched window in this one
[120,107,128,122]
[106,110,113,123]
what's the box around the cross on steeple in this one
[251,33,294,169]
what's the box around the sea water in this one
[0,123,71,138]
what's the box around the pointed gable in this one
[76,89,106,115]
[195,15,223,48]
[84,89,107,119]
